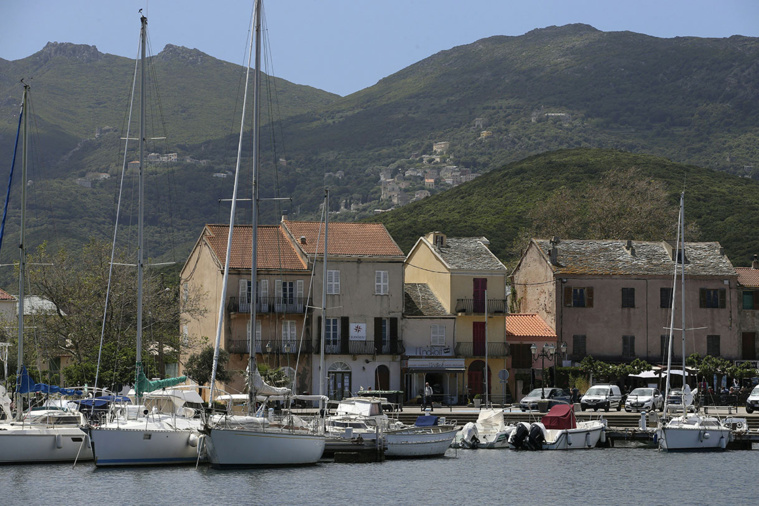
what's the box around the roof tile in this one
[283,221,404,258]
[205,224,307,271]
[506,314,557,339]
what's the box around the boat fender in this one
[55,434,63,449]
[188,432,199,447]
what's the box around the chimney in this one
[549,236,560,265]
[624,239,635,256]
[300,236,307,245]
[753,254,759,270]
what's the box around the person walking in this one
[423,382,434,412]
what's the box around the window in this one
[564,287,593,308]
[661,335,668,361]
[511,344,532,369]
[246,319,262,341]
[621,288,635,308]
[379,318,389,348]
[325,318,340,347]
[327,270,340,295]
[573,335,587,359]
[622,335,635,359]
[707,335,720,357]
[239,279,252,310]
[660,288,673,309]
[375,270,389,295]
[282,321,297,346]
[743,290,759,310]
[431,325,446,346]
[700,288,726,309]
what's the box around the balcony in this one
[316,339,405,355]
[454,298,507,315]
[226,338,313,355]
[454,341,510,358]
[227,296,307,315]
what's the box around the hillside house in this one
[736,256,759,362]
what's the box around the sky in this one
[3,0,759,97]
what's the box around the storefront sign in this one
[403,358,465,370]
[410,345,453,357]
[349,323,366,341]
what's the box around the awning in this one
[630,369,689,379]
[406,367,465,373]
[403,358,465,372]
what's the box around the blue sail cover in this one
[17,366,83,396]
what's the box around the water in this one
[2,448,757,505]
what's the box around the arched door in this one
[375,365,390,391]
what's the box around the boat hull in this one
[204,427,326,468]
[0,426,93,464]
[89,426,200,466]
[657,425,730,451]
[543,422,604,450]
[385,427,457,458]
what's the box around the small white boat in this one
[509,404,605,450]
[656,413,730,451]
[385,415,458,458]
[454,408,514,449]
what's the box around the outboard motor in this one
[460,422,480,449]
[509,422,530,450]
[527,423,545,451]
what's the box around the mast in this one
[134,14,147,400]
[319,189,329,406]
[208,0,258,408]
[247,0,263,415]
[663,192,684,414]
[679,193,687,392]
[14,84,28,421]
[484,288,488,407]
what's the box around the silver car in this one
[624,387,663,412]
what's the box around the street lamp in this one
[531,342,556,399]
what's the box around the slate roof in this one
[204,224,307,271]
[737,267,759,288]
[432,237,506,271]
[533,239,736,277]
[404,283,450,317]
[283,220,404,258]
[506,314,557,339]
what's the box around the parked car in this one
[665,388,696,413]
[519,387,571,411]
[580,384,624,412]
[624,387,664,412]
[745,385,759,414]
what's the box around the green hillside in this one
[371,148,759,268]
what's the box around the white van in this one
[580,384,624,412]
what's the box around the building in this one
[736,256,759,362]
[506,313,557,401]
[404,232,509,404]
[511,238,739,365]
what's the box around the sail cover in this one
[135,371,187,396]
[17,366,82,396]
[250,366,290,396]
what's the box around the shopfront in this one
[402,358,466,406]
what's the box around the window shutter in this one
[754,291,759,310]
[340,317,350,354]
[699,288,707,308]
[564,286,572,307]
[316,316,322,354]
[719,289,726,309]
[239,279,248,304]
[586,287,594,308]
[374,318,383,355]
[390,318,398,348]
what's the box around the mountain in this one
[371,148,759,268]
[1,25,759,282]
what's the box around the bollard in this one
[640,411,647,430]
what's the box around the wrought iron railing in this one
[454,298,508,315]
[227,296,307,315]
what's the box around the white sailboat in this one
[88,14,202,467]
[0,85,94,464]
[201,0,325,468]
[656,192,731,451]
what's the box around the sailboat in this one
[88,14,202,467]
[0,85,94,464]
[656,192,731,451]
[201,0,325,468]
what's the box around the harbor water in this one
[2,447,757,505]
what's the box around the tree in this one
[184,345,232,387]
[24,239,207,390]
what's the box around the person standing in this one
[423,382,434,412]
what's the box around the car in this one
[519,387,571,411]
[745,385,759,414]
[580,384,624,412]
[665,388,696,413]
[624,387,664,412]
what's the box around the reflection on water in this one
[1,448,755,505]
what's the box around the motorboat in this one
[509,404,605,450]
[454,408,514,449]
[384,415,458,458]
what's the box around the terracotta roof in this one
[204,225,307,271]
[737,267,759,288]
[282,220,404,258]
[533,239,736,277]
[404,283,451,317]
[506,314,556,339]
[431,237,506,271]
[0,288,15,301]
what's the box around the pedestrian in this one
[423,382,434,412]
